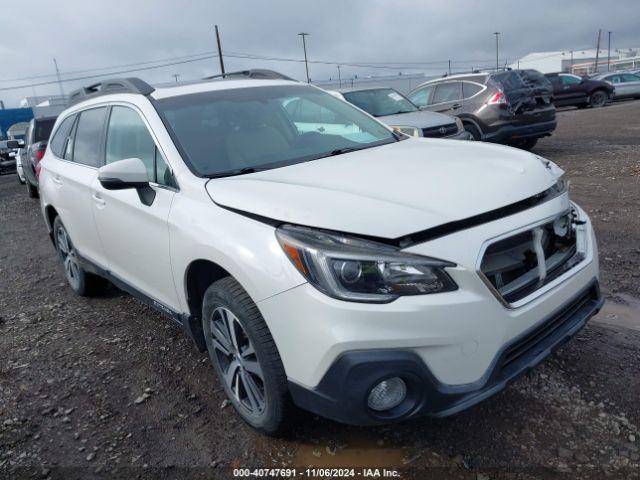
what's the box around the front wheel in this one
[53,217,107,296]
[202,277,292,435]
[463,123,482,141]
[589,90,608,108]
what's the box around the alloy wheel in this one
[56,226,81,291]
[209,307,265,415]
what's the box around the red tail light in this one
[35,145,46,161]
[487,90,508,105]
[34,144,47,178]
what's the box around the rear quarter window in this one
[71,107,107,167]
[49,115,76,158]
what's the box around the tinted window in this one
[155,85,396,177]
[49,115,76,157]
[34,118,56,143]
[342,89,417,117]
[622,74,640,82]
[106,106,175,186]
[408,85,435,107]
[72,108,107,167]
[462,82,483,98]
[432,82,461,103]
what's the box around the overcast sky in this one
[0,0,638,107]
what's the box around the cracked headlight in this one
[276,225,457,303]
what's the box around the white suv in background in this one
[38,70,602,434]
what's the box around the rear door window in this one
[49,115,76,158]
[432,82,462,104]
[71,107,107,167]
[560,75,581,85]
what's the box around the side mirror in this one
[98,157,156,206]
[6,140,19,149]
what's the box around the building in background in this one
[511,47,640,74]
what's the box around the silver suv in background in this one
[407,70,556,150]
[330,87,471,140]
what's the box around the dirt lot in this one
[1,101,639,480]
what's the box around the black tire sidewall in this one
[53,217,88,295]
[464,123,481,141]
[202,278,288,434]
[590,91,607,108]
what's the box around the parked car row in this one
[23,70,602,435]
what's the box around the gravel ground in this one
[1,101,639,480]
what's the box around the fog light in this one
[367,377,407,411]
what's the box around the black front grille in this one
[500,285,598,371]
[422,123,458,138]
[480,213,583,304]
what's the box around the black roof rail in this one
[203,69,296,81]
[67,77,155,106]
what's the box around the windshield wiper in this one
[207,167,263,179]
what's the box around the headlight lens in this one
[276,225,457,303]
[454,117,464,132]
[391,126,421,137]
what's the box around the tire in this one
[17,173,25,185]
[26,180,39,198]
[463,123,482,141]
[202,277,292,435]
[53,217,107,296]
[589,90,608,108]
[511,138,538,150]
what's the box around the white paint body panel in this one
[38,80,599,393]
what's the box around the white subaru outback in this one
[39,70,602,434]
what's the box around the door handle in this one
[92,192,106,208]
[52,176,63,186]
[452,103,462,109]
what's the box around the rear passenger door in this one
[46,108,110,268]
[429,81,463,115]
[558,74,586,103]
[92,104,180,311]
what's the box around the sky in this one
[0,0,638,107]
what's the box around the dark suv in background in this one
[20,116,57,198]
[545,73,614,108]
[408,69,556,150]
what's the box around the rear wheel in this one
[26,181,38,198]
[202,277,292,435]
[589,90,608,108]
[463,123,482,141]
[53,217,107,296]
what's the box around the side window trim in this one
[105,103,179,191]
[461,81,487,100]
[431,81,462,106]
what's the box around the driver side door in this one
[92,104,180,311]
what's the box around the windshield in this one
[155,84,396,177]
[342,88,418,117]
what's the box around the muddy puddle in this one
[593,293,640,331]
[293,436,406,468]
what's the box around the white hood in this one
[206,138,559,239]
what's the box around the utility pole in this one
[337,65,341,88]
[448,59,451,75]
[172,74,180,83]
[607,31,612,71]
[570,50,574,73]
[53,58,64,97]
[298,32,310,83]
[215,25,226,77]
[493,32,500,71]
[594,29,602,74]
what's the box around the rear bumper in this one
[289,281,603,425]
[484,119,557,143]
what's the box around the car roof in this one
[412,72,490,89]
[151,78,298,100]
[333,86,399,94]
